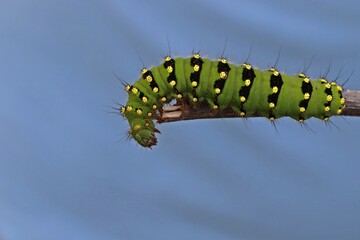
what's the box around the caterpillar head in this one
[129,118,160,148]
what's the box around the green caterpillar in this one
[120,53,345,148]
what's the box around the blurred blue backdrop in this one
[1,0,360,239]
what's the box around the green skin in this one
[123,56,344,147]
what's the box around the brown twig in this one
[158,90,360,123]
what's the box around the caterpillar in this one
[120,53,345,148]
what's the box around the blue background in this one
[1,0,360,239]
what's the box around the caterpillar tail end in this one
[130,118,160,148]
